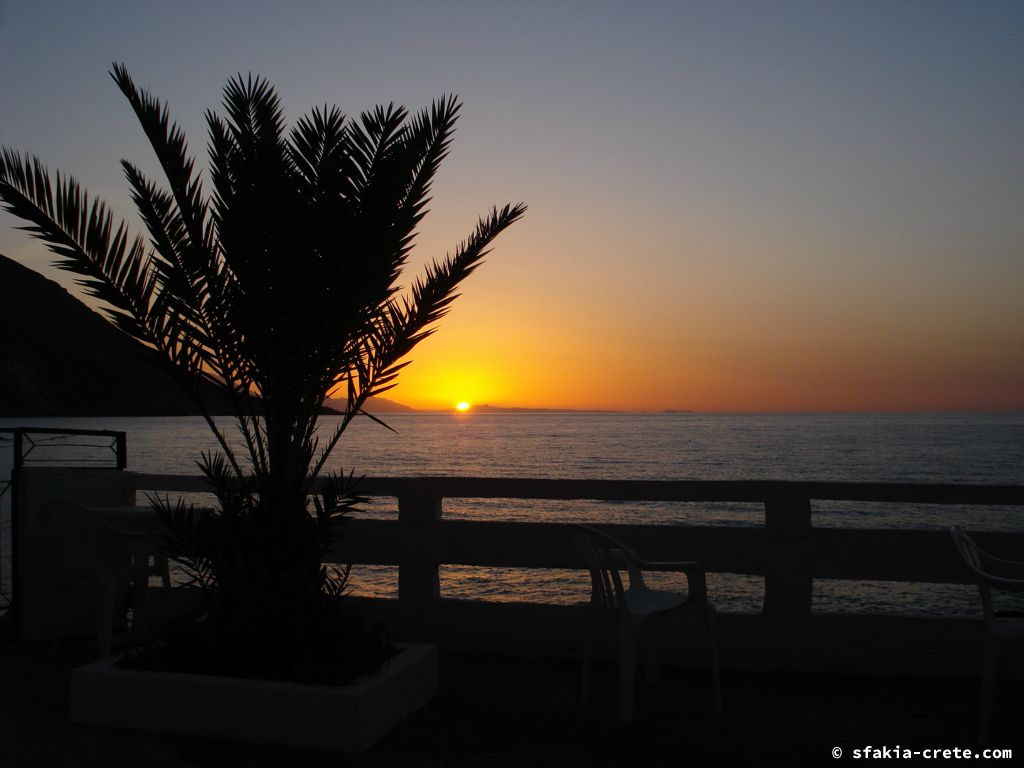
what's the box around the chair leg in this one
[581,612,596,702]
[96,580,118,660]
[645,623,659,686]
[619,619,637,723]
[706,608,723,712]
[129,568,150,632]
[134,555,173,631]
[979,635,1002,745]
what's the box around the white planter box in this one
[71,643,437,752]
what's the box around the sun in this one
[455,401,471,412]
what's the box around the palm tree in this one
[0,64,525,680]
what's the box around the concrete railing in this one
[15,467,1024,676]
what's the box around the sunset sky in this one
[1,1,1022,412]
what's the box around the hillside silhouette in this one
[0,254,419,417]
[0,254,212,416]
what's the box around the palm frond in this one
[288,105,350,197]
[313,469,366,530]
[0,149,160,346]
[389,202,527,359]
[343,103,408,203]
[397,96,460,226]
[121,161,218,364]
[149,493,217,600]
[111,63,209,253]
[198,451,254,516]
[221,73,287,164]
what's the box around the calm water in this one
[3,412,1023,614]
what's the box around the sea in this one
[2,412,1023,616]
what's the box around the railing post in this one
[763,487,813,620]
[13,430,24,472]
[115,432,128,470]
[397,495,442,609]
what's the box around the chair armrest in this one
[571,523,712,604]
[985,555,1024,580]
[983,574,1024,592]
[634,558,709,603]
[951,526,1024,581]
[636,559,705,573]
[91,512,152,542]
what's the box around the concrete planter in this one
[71,643,437,752]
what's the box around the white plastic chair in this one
[571,523,722,722]
[39,500,170,658]
[950,526,1024,744]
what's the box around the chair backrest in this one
[39,501,131,580]
[949,526,1010,623]
[571,524,646,611]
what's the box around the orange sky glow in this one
[2,3,1022,413]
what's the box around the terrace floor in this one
[1,630,1021,767]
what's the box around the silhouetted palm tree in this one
[0,64,524,679]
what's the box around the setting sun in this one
[455,401,471,412]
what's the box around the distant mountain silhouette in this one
[0,253,219,416]
[325,396,417,413]
[470,404,611,414]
